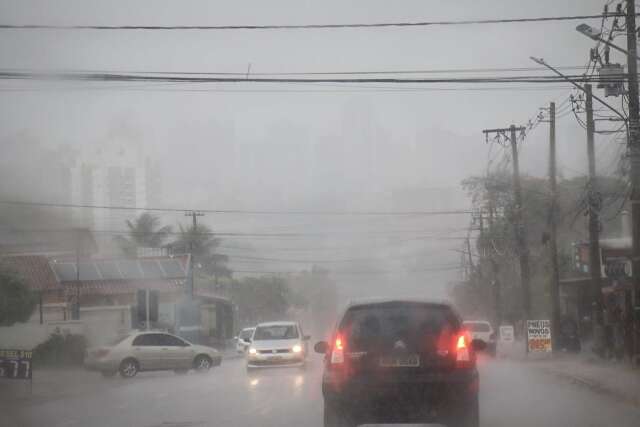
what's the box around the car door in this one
[157,334,193,369]
[131,333,164,370]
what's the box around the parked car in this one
[315,299,482,427]
[463,320,496,355]
[236,327,255,354]
[84,331,222,378]
[246,321,310,369]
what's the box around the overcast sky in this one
[0,0,626,299]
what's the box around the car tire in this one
[324,399,356,427]
[101,370,117,378]
[447,395,479,427]
[119,358,139,378]
[194,355,212,373]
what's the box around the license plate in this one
[269,356,283,361]
[379,354,420,367]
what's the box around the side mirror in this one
[303,335,311,341]
[314,341,329,354]
[471,339,487,352]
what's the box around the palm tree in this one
[170,223,231,280]
[114,213,172,257]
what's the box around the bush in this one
[33,333,87,366]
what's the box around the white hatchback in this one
[463,320,497,355]
[246,321,310,369]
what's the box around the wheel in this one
[101,370,117,378]
[174,369,189,375]
[194,355,212,372]
[324,399,356,427]
[446,395,479,427]
[119,358,139,378]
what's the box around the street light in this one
[576,23,637,59]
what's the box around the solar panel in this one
[95,260,122,280]
[52,262,77,282]
[140,259,163,279]
[78,262,101,281]
[117,260,144,279]
[159,259,185,278]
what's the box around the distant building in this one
[70,143,161,249]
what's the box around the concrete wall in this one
[0,305,131,350]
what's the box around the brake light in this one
[455,332,471,365]
[330,335,344,364]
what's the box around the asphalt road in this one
[5,354,640,427]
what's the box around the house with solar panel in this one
[1,242,235,349]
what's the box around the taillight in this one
[455,332,472,366]
[95,348,110,358]
[330,335,344,364]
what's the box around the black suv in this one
[314,299,480,427]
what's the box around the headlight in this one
[292,344,302,353]
[249,347,257,355]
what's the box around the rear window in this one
[340,303,459,351]
[464,322,491,332]
[254,325,299,340]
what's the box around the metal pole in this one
[510,125,532,321]
[75,229,80,321]
[145,289,150,331]
[625,0,640,363]
[586,84,605,349]
[548,102,562,351]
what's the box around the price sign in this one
[0,349,33,380]
[527,320,552,353]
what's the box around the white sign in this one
[527,320,552,353]
[499,325,514,343]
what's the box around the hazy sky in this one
[0,0,625,299]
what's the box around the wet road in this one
[7,354,640,427]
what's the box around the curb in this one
[537,366,640,408]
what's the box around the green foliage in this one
[171,223,230,278]
[0,267,37,326]
[456,171,627,319]
[32,333,87,366]
[114,213,172,256]
[230,275,296,326]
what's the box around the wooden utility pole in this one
[585,84,604,332]
[483,125,531,321]
[547,102,562,350]
[625,0,640,362]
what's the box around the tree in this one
[455,171,628,320]
[170,223,231,280]
[230,275,292,326]
[0,267,37,326]
[114,213,172,257]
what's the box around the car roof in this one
[255,321,298,327]
[463,320,492,324]
[345,297,454,309]
[242,327,256,331]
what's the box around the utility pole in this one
[547,102,562,350]
[625,0,640,361]
[585,84,605,345]
[184,211,204,298]
[483,125,531,321]
[74,228,81,320]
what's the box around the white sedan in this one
[246,321,310,369]
[84,331,222,378]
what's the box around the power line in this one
[0,14,624,31]
[0,71,629,85]
[0,200,472,216]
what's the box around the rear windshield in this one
[464,322,491,332]
[240,329,254,340]
[254,325,298,340]
[340,303,459,351]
